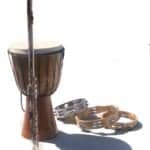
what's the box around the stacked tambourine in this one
[55,99,138,131]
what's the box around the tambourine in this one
[75,105,119,130]
[103,111,138,130]
[55,98,88,123]
[55,99,138,131]
[75,106,138,131]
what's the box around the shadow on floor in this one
[43,131,132,150]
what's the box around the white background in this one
[0,0,149,149]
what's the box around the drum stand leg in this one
[22,96,58,140]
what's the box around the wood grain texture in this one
[8,49,64,140]
[22,96,58,140]
[9,51,63,96]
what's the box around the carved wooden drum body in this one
[8,41,64,140]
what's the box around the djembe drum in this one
[8,41,64,140]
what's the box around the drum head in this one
[8,41,64,55]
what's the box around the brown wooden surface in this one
[22,96,58,140]
[8,49,64,140]
[9,51,63,96]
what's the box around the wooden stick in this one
[27,1,39,150]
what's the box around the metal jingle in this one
[75,105,118,130]
[55,98,88,120]
[101,109,120,129]
[105,111,138,130]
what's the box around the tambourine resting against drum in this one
[54,98,88,123]
[8,41,64,140]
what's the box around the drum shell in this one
[8,51,64,96]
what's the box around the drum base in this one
[22,96,57,140]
